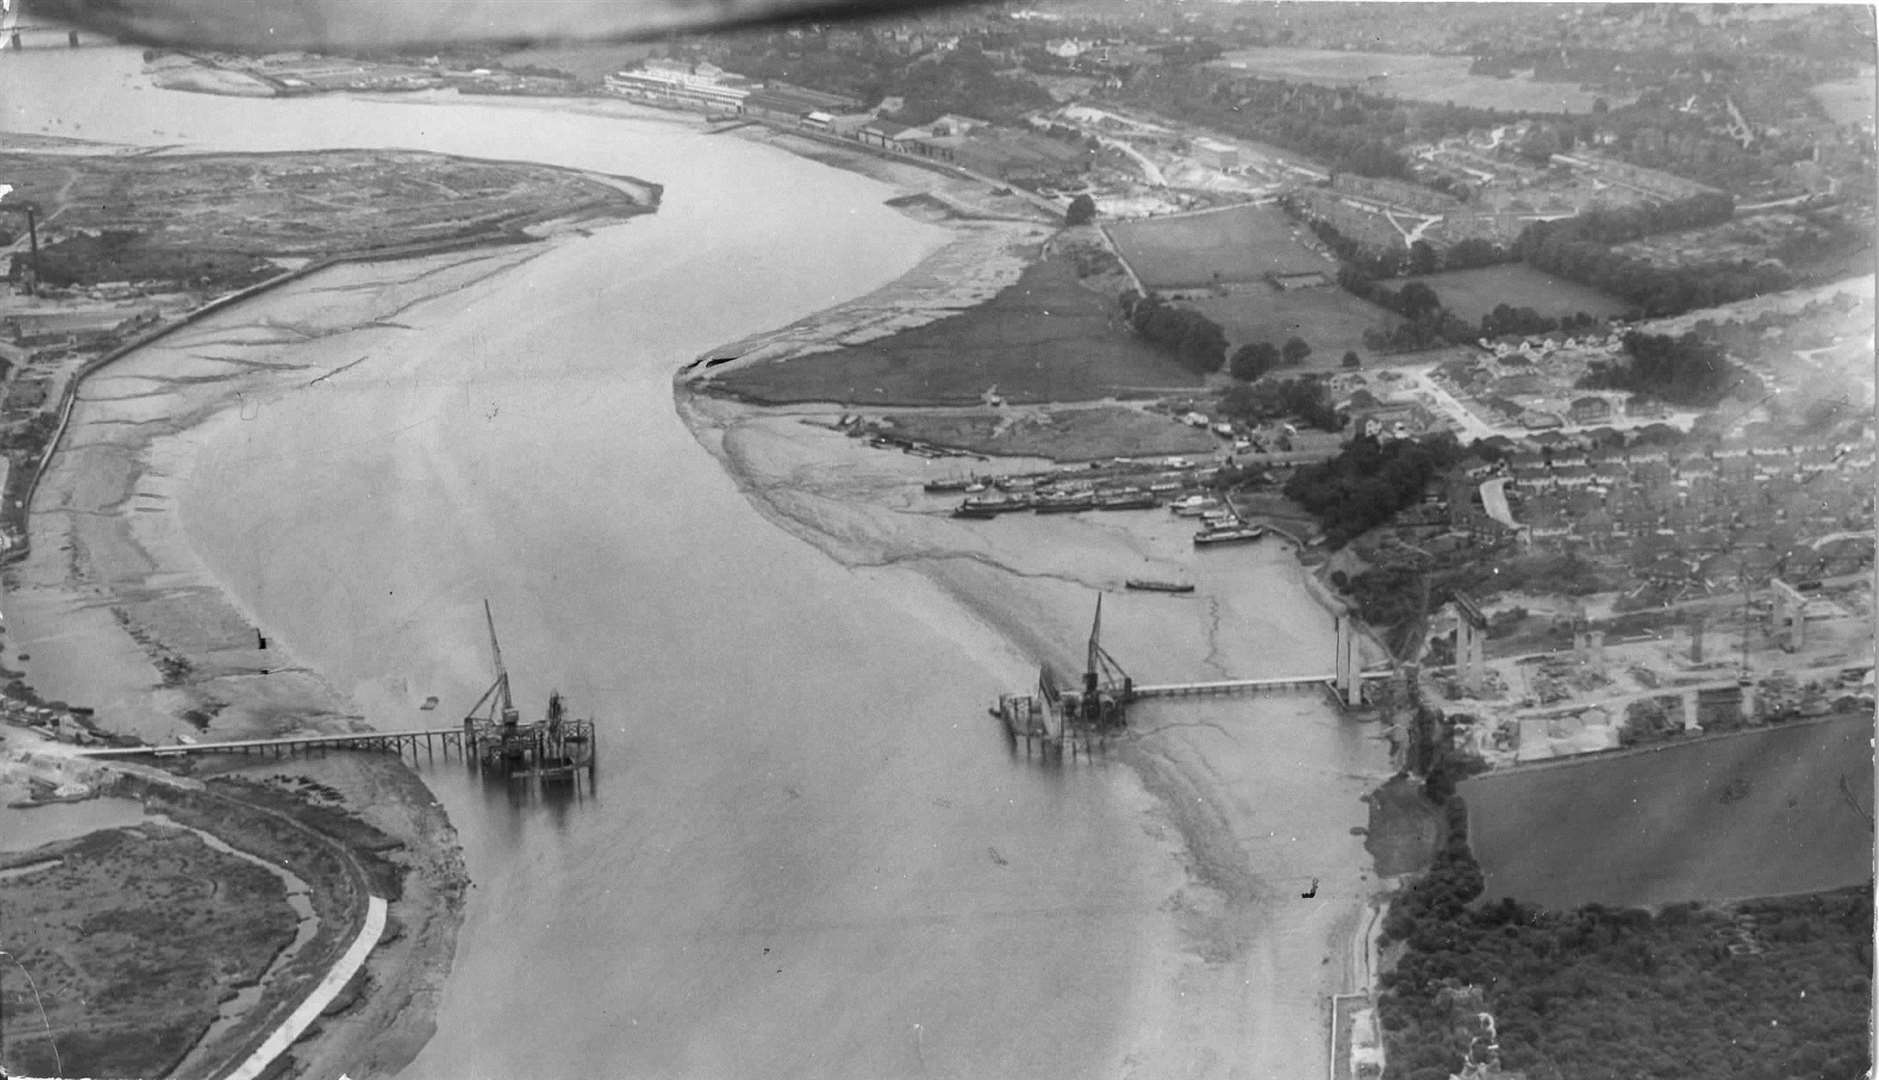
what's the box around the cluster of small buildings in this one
[1482,434,1875,577]
[1,307,157,349]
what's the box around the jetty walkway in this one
[80,727,466,761]
[1131,670,1395,701]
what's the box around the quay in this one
[80,727,468,762]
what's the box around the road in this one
[1098,136,1166,187]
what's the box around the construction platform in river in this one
[995,594,1388,758]
[84,602,596,783]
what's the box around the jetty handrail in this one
[79,727,466,757]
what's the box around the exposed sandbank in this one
[678,390,1397,1078]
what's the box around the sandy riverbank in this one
[678,389,1398,1077]
[0,245,542,1078]
[661,124,1398,1076]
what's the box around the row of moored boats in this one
[944,486,1265,545]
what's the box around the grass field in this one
[1186,285,1400,364]
[713,253,1206,406]
[880,406,1219,462]
[1400,264,1630,326]
[1106,203,1328,290]
[1811,69,1876,129]
[1460,713,1874,910]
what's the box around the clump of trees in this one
[1507,193,1809,316]
[1578,331,1744,406]
[1228,335,1314,381]
[1064,193,1097,226]
[1378,793,1873,1080]
[1478,302,1606,340]
[1119,290,1228,374]
[1283,432,1464,546]
[1215,376,1341,433]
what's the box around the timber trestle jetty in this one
[83,602,597,784]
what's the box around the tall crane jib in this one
[461,601,597,782]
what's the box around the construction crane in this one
[1073,595,1133,731]
[464,599,522,732]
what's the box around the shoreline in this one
[674,384,1395,1077]
[667,119,1399,1077]
[4,85,1388,1079]
[0,244,559,1078]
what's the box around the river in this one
[2,46,1180,1079]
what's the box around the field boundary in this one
[1474,711,1865,778]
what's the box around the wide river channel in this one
[3,45,1179,1079]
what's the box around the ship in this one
[1193,524,1265,546]
[1125,579,1195,593]
[924,476,977,493]
[955,492,1033,516]
[1035,491,1096,514]
[1170,495,1222,517]
[1095,489,1159,511]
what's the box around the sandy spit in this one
[677,388,1398,1079]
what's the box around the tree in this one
[1230,341,1280,382]
[1397,282,1443,320]
[1065,193,1097,226]
[1281,336,1313,367]
[1408,239,1439,276]
[1342,350,1363,369]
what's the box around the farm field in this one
[1186,285,1400,366]
[878,405,1219,461]
[713,253,1206,406]
[1400,264,1630,325]
[1211,47,1628,114]
[1811,68,1876,129]
[1105,203,1328,289]
[1460,713,1874,910]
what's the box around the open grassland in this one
[1211,48,1625,113]
[1186,284,1399,364]
[1401,264,1630,325]
[1105,203,1327,289]
[1460,713,1874,910]
[878,405,1219,461]
[711,254,1205,406]
[1811,70,1876,129]
[0,825,296,1079]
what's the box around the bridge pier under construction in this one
[993,592,1386,760]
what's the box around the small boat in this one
[1126,579,1195,593]
[420,695,439,711]
[924,477,973,493]
[1171,497,1222,517]
[953,503,1000,519]
[1194,524,1265,546]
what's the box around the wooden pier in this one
[81,727,468,763]
[1131,675,1338,699]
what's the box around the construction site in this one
[1417,572,1873,766]
[993,594,1382,759]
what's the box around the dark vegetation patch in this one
[1379,795,1872,1080]
[0,826,296,1079]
